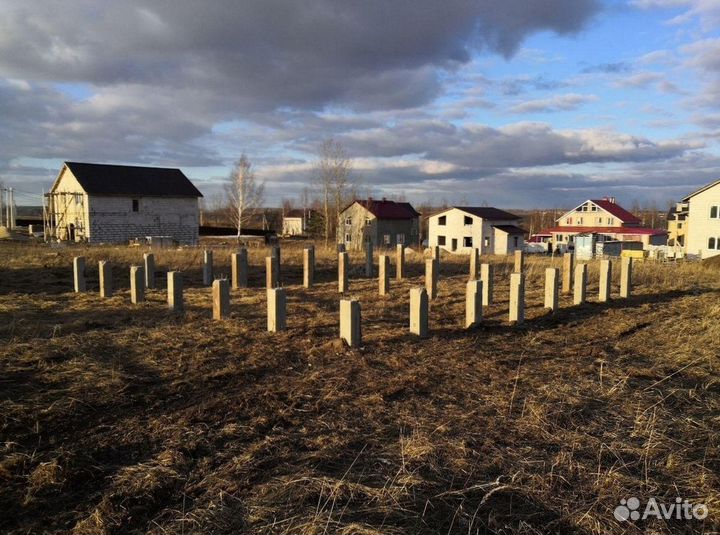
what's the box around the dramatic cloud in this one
[0,0,718,209]
[0,0,600,112]
[331,120,696,169]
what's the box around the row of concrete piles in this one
[72,247,634,348]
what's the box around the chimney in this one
[604,196,616,204]
[382,197,387,202]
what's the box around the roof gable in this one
[557,199,640,224]
[53,162,203,197]
[682,178,720,201]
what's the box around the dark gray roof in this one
[492,224,528,235]
[451,206,521,220]
[64,162,203,197]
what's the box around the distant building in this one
[281,209,317,236]
[540,197,666,249]
[680,179,720,258]
[427,207,526,255]
[46,162,203,244]
[339,198,420,250]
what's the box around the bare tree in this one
[225,155,265,239]
[315,138,352,246]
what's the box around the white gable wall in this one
[557,201,624,227]
[686,183,720,258]
[51,167,90,241]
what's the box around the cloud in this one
[680,38,720,109]
[0,0,600,113]
[631,0,720,29]
[682,38,720,74]
[509,93,598,113]
[581,62,632,73]
[332,119,696,170]
[613,71,664,88]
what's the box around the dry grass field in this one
[1,241,719,534]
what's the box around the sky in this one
[0,0,719,209]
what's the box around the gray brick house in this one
[46,162,203,244]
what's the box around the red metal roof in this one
[542,225,666,236]
[352,199,420,220]
[590,199,641,224]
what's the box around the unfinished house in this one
[45,162,203,244]
[427,207,526,255]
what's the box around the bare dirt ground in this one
[0,241,718,534]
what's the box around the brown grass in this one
[0,241,719,534]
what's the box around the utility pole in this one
[4,188,9,229]
[9,188,15,230]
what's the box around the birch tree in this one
[226,154,265,239]
[315,139,352,246]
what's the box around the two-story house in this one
[541,197,666,249]
[427,207,526,255]
[680,179,720,258]
[339,198,420,250]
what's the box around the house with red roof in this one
[339,198,420,250]
[541,197,666,250]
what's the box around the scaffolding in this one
[43,191,87,242]
[0,187,17,229]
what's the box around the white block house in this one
[682,179,720,258]
[427,207,526,255]
[47,162,203,244]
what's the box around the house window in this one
[608,217,614,225]
[513,236,519,248]
[483,236,489,247]
[597,217,602,224]
[365,217,371,226]
[438,215,446,226]
[397,233,405,244]
[345,217,352,225]
[709,237,717,249]
[383,234,391,245]
[438,235,446,246]
[74,193,83,204]
[678,222,683,229]
[591,205,598,211]
[132,199,139,212]
[463,236,472,247]
[345,233,351,242]
[557,234,563,242]
[577,217,583,224]
[464,216,472,225]
[566,218,572,224]
[711,206,719,219]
